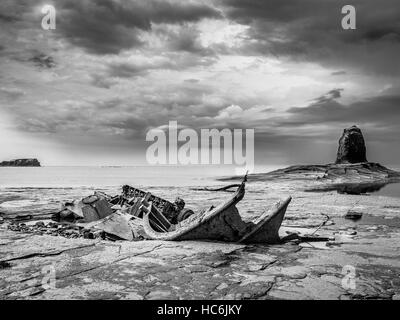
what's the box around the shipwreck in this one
[51,173,292,244]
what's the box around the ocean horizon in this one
[0,164,286,188]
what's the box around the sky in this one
[0,0,399,167]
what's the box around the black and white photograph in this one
[0,0,400,306]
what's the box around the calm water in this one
[0,165,281,215]
[0,166,220,188]
[0,165,281,188]
[373,182,400,198]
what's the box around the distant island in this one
[0,158,41,167]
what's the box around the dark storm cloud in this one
[251,88,400,163]
[0,87,26,100]
[55,0,221,54]
[100,116,151,137]
[314,89,343,103]
[282,91,400,128]
[29,53,56,69]
[91,51,217,86]
[331,71,347,76]
[0,0,221,55]
[222,0,400,75]
[105,60,174,78]
[165,26,215,56]
[106,62,160,78]
[0,0,28,23]
[7,79,227,138]
[0,13,19,23]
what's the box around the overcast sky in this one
[0,0,399,166]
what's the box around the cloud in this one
[1,0,400,165]
[106,58,173,78]
[54,0,221,54]
[0,0,221,55]
[29,53,56,69]
[164,24,215,56]
[214,104,273,124]
[222,0,400,75]
[314,88,343,103]
[89,51,218,88]
[331,71,347,76]
[0,87,26,99]
[285,92,400,127]
[0,13,19,23]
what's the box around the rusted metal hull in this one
[142,182,292,243]
[142,184,247,241]
[238,197,292,244]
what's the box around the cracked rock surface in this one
[1,175,400,300]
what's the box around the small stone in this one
[217,283,229,290]
[0,261,12,269]
[35,221,45,227]
[326,241,343,247]
[345,211,363,220]
[186,265,209,273]
[47,222,59,228]
[83,231,95,239]
[146,290,172,300]
[92,230,105,239]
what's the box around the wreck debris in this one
[5,173,292,244]
[176,208,195,222]
[238,197,292,244]
[142,181,248,241]
[82,205,99,222]
[48,184,191,241]
[309,213,332,235]
[191,184,241,192]
[121,185,181,224]
[140,200,172,232]
[7,221,106,239]
[83,212,134,241]
[142,174,292,244]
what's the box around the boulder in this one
[345,210,363,220]
[336,126,368,164]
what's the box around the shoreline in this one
[1,166,400,299]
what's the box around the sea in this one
[1,164,399,217]
[0,165,281,217]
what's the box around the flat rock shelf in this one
[1,179,400,299]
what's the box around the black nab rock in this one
[0,158,41,167]
[336,126,368,164]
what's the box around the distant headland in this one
[0,158,41,167]
[219,125,400,194]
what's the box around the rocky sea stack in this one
[220,126,400,194]
[0,158,41,167]
[336,125,368,164]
